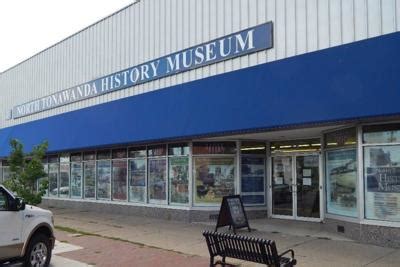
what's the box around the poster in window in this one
[49,163,59,197]
[148,159,166,202]
[169,157,189,204]
[59,163,70,198]
[326,149,357,217]
[97,160,111,199]
[71,162,82,198]
[129,159,146,202]
[84,161,96,198]
[365,146,400,221]
[194,157,235,204]
[112,160,127,201]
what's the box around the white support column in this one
[189,142,193,208]
[357,125,364,221]
[236,140,241,195]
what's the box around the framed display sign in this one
[215,195,251,234]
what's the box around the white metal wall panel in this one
[1,0,399,129]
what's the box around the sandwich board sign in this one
[215,195,251,234]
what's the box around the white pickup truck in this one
[0,185,55,267]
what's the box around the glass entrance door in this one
[271,156,293,216]
[271,154,321,220]
[295,155,320,219]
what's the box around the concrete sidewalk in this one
[51,207,400,266]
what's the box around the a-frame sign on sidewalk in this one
[215,195,251,234]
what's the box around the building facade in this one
[1,0,400,247]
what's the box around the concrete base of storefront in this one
[41,198,267,223]
[323,218,400,248]
[42,198,400,248]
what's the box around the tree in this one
[4,139,48,205]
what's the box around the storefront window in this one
[364,145,400,221]
[1,161,10,183]
[194,157,235,205]
[112,160,127,201]
[169,157,189,204]
[325,128,358,217]
[84,161,96,199]
[59,163,70,198]
[363,124,400,144]
[128,147,146,158]
[168,143,189,205]
[129,158,146,202]
[39,163,49,195]
[240,142,266,205]
[241,157,265,205]
[97,160,111,199]
[48,162,59,197]
[193,142,236,155]
[325,128,357,148]
[148,158,167,203]
[2,167,10,182]
[71,162,82,198]
[326,149,357,217]
[148,145,166,157]
[168,143,189,156]
[363,124,400,222]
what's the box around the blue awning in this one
[1,31,400,156]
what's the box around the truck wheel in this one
[24,233,52,267]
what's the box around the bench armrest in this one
[278,249,295,259]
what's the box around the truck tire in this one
[24,233,52,267]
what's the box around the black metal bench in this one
[203,231,297,267]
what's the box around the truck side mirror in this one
[9,197,25,211]
[16,197,26,211]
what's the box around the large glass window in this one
[194,157,235,205]
[169,157,189,204]
[148,145,167,204]
[169,143,189,205]
[129,158,146,202]
[112,160,127,201]
[148,158,167,204]
[59,163,70,198]
[364,145,400,221]
[326,149,357,217]
[39,163,49,196]
[84,161,96,199]
[325,128,358,217]
[48,162,59,197]
[2,166,10,182]
[3,166,11,182]
[241,157,265,205]
[363,124,400,222]
[240,142,266,205]
[1,161,10,183]
[71,162,82,198]
[97,160,111,200]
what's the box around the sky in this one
[0,0,134,73]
